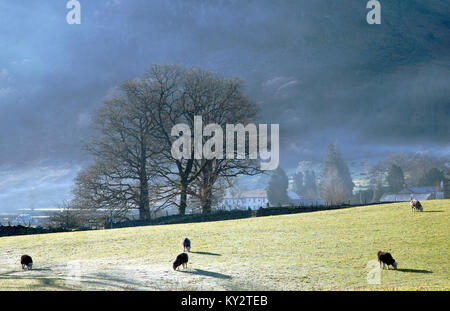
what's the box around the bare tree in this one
[146,65,261,214]
[73,161,140,221]
[47,201,93,230]
[182,67,261,213]
[140,64,201,215]
[189,171,230,213]
[78,78,163,220]
[75,64,262,217]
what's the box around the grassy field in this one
[0,200,448,290]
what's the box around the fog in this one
[0,0,449,211]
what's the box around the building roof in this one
[224,189,267,199]
[287,191,300,200]
[398,186,437,194]
[379,193,433,202]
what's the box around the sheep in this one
[181,237,191,252]
[20,255,33,270]
[410,199,423,212]
[173,253,189,270]
[377,250,397,270]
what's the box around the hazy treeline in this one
[267,142,355,206]
[364,153,449,203]
[267,144,449,207]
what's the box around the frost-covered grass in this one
[0,200,448,290]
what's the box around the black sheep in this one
[410,200,423,212]
[20,255,33,270]
[181,237,191,252]
[173,253,189,270]
[377,250,397,270]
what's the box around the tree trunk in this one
[179,179,188,215]
[201,186,212,214]
[200,162,213,214]
[139,177,150,220]
[139,142,150,220]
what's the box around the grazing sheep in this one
[173,253,189,270]
[377,250,397,270]
[181,237,191,252]
[20,255,33,270]
[410,199,423,212]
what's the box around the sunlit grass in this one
[0,200,448,290]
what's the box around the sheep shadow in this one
[190,251,221,256]
[29,268,52,272]
[179,268,232,279]
[420,211,443,213]
[0,267,52,275]
[396,268,433,274]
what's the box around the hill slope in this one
[0,200,448,290]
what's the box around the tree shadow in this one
[0,268,149,290]
[0,269,23,277]
[396,268,433,274]
[92,272,149,289]
[179,268,232,279]
[0,270,72,290]
[190,251,221,256]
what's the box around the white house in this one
[219,190,269,210]
[219,189,325,209]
